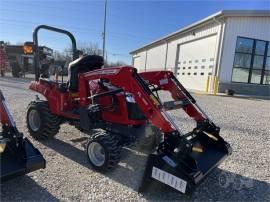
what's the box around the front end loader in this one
[0,90,45,181]
[25,25,232,195]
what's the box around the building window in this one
[210,58,214,61]
[187,72,191,75]
[235,37,253,53]
[183,61,186,64]
[232,36,270,85]
[201,66,205,69]
[232,68,249,83]
[263,71,270,84]
[195,60,199,63]
[194,66,198,69]
[188,66,191,69]
[182,73,185,75]
[194,72,197,75]
[202,59,206,62]
[264,44,270,84]
[189,60,192,63]
[209,65,214,69]
[200,72,204,75]
[208,72,212,75]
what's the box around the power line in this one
[0,4,180,39]
[0,18,157,41]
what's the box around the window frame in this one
[231,36,270,85]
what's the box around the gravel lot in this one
[1,76,270,201]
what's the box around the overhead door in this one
[133,56,143,72]
[176,35,217,91]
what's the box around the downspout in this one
[164,40,169,70]
[132,55,135,66]
[144,48,148,72]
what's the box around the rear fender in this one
[29,81,61,114]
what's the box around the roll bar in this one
[33,25,78,81]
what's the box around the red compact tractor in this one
[25,25,231,194]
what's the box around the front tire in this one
[86,132,121,171]
[26,101,61,140]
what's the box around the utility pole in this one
[102,0,107,62]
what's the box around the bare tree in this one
[52,42,127,68]
[77,41,102,56]
[107,60,127,67]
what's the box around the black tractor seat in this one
[68,55,104,92]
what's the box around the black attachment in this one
[139,131,232,194]
[0,127,45,181]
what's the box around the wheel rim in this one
[88,142,105,167]
[28,109,41,132]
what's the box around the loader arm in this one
[139,71,220,135]
[0,90,18,131]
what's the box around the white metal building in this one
[130,10,270,96]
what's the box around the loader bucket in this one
[1,137,45,181]
[139,132,232,194]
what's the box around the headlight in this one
[125,93,136,103]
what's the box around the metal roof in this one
[130,10,270,54]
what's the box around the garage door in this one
[133,56,143,72]
[176,35,217,91]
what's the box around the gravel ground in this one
[1,76,270,201]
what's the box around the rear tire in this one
[26,101,61,140]
[86,132,121,171]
